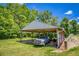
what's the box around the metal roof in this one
[21,20,58,32]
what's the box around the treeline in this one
[0,3,38,39]
[0,3,79,39]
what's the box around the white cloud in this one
[19,3,24,5]
[77,17,79,19]
[65,10,73,15]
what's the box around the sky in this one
[0,3,79,23]
[26,3,79,23]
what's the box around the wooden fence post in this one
[64,41,67,50]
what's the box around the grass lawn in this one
[0,36,79,56]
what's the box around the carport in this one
[21,20,64,48]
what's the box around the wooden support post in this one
[57,30,60,48]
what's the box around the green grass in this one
[0,37,79,56]
[0,38,55,56]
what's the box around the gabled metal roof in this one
[22,20,57,31]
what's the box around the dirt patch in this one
[66,36,79,49]
[53,34,79,53]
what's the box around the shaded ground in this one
[17,39,57,48]
[18,40,34,45]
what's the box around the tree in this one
[29,9,38,22]
[60,17,69,37]
[50,16,58,26]
[69,20,77,34]
[37,10,52,23]
[76,23,79,33]
[0,15,19,38]
[0,3,39,39]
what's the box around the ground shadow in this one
[17,40,57,48]
[17,39,34,45]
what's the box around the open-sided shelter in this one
[21,20,65,48]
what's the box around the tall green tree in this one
[38,10,52,23]
[60,17,69,37]
[69,20,77,34]
[50,16,58,26]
